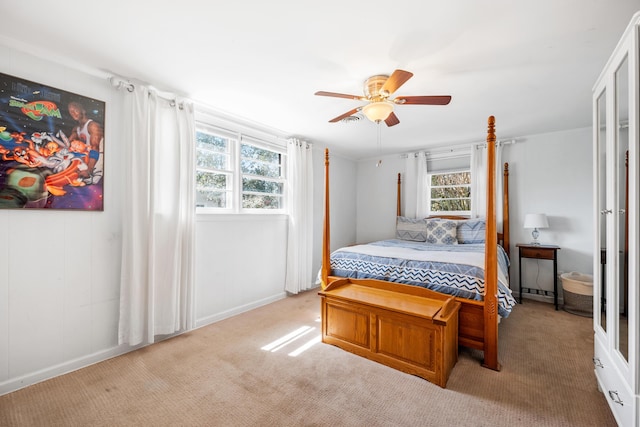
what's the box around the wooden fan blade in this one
[315,91,363,100]
[394,95,452,105]
[384,112,400,127]
[328,107,361,123]
[381,70,413,95]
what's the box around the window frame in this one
[195,124,236,212]
[239,136,287,213]
[426,169,472,216]
[195,122,287,214]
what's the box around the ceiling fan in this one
[315,69,451,127]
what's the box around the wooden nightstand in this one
[516,243,561,310]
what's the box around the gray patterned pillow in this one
[396,216,427,241]
[426,219,459,245]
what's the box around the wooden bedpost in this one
[483,116,500,371]
[321,149,331,289]
[502,163,510,257]
[397,173,402,217]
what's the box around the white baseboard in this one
[195,292,287,328]
[0,343,143,396]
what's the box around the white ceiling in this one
[3,1,639,159]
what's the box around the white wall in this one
[355,127,594,305]
[356,155,406,243]
[194,214,289,326]
[508,127,593,303]
[0,45,358,395]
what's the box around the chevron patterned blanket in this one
[330,239,516,317]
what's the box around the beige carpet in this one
[0,290,616,427]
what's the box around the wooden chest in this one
[319,278,461,388]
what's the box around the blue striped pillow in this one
[457,219,486,244]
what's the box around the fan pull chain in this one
[376,121,383,167]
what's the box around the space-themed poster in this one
[0,73,105,210]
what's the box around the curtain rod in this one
[428,138,517,155]
[110,76,188,109]
[427,144,472,156]
[473,139,517,149]
[400,138,518,159]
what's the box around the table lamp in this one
[524,213,549,245]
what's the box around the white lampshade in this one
[362,101,394,122]
[523,213,549,229]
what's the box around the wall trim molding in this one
[195,292,287,328]
[0,344,144,397]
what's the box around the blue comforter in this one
[330,239,516,317]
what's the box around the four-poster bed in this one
[318,116,514,387]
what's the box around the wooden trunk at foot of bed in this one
[320,115,506,374]
[319,278,461,387]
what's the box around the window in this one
[428,170,471,215]
[240,142,284,209]
[195,123,286,213]
[196,129,233,209]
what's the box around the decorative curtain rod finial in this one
[108,76,134,92]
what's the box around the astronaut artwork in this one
[0,73,105,210]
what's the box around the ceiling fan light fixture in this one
[362,101,394,122]
[315,69,451,127]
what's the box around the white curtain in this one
[284,139,314,294]
[403,152,428,218]
[118,85,196,346]
[415,151,429,218]
[470,144,487,218]
[470,142,504,224]
[403,153,416,217]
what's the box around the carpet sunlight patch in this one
[261,325,321,356]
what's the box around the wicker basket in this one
[561,272,593,317]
